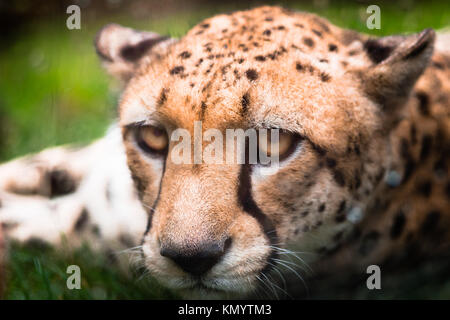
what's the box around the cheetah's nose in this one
[160,238,231,276]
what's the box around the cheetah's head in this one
[95,6,435,298]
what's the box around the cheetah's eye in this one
[135,125,169,155]
[258,130,301,161]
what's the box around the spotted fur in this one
[0,6,449,298]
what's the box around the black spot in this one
[179,51,191,59]
[277,25,285,30]
[49,169,77,197]
[354,144,361,155]
[265,17,273,21]
[170,66,184,75]
[267,52,276,60]
[337,200,346,214]
[420,135,433,161]
[328,43,338,52]
[400,138,410,160]
[303,37,314,47]
[351,228,362,240]
[358,231,380,256]
[332,169,346,187]
[245,69,258,81]
[416,91,430,116]
[312,29,322,37]
[402,159,416,184]
[320,72,331,82]
[335,200,347,222]
[416,180,432,197]
[325,158,337,168]
[421,211,441,235]
[354,174,361,190]
[318,203,326,212]
[311,142,326,157]
[263,29,271,36]
[195,58,204,67]
[255,55,266,62]
[157,88,168,106]
[296,62,304,71]
[201,101,207,115]
[390,210,406,239]
[335,214,346,223]
[301,211,309,217]
[200,23,210,29]
[241,92,250,114]
[74,209,89,232]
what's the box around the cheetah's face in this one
[95,7,435,297]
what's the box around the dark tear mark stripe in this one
[238,163,279,274]
[144,159,167,236]
[142,145,279,276]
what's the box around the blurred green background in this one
[0,0,449,299]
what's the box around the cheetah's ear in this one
[95,24,175,82]
[361,28,435,107]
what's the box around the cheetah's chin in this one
[157,275,257,299]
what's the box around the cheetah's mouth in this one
[172,278,239,298]
[159,273,258,298]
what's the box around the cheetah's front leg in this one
[0,127,148,250]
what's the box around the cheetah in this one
[0,6,449,298]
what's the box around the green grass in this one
[1,0,449,299]
[5,242,176,299]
